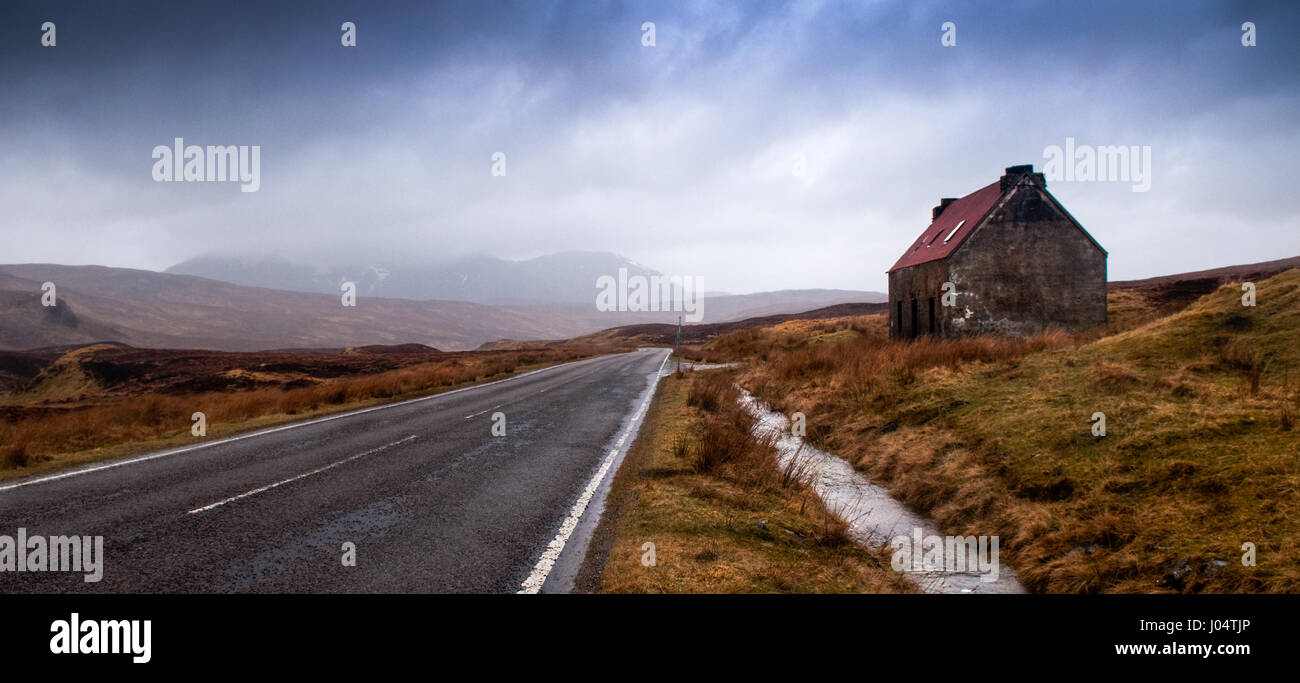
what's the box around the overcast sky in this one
[2,0,1297,293]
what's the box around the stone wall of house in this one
[946,183,1107,336]
[888,259,950,339]
[889,179,1106,338]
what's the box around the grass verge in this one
[590,368,913,593]
[725,269,1300,593]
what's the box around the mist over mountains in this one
[1,254,885,352]
[165,251,668,305]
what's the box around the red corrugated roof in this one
[887,180,1002,273]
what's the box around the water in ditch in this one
[738,388,1027,594]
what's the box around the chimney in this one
[931,197,958,220]
[1000,164,1046,192]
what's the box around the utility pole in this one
[674,315,682,373]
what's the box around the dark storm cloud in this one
[2,0,1297,292]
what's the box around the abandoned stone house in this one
[887,164,1107,339]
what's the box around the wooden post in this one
[675,315,682,373]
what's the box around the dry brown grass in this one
[1218,338,1268,396]
[716,269,1300,593]
[685,371,798,495]
[740,323,1072,424]
[596,371,912,593]
[0,346,601,475]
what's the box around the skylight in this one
[943,220,965,243]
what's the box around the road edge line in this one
[517,349,671,594]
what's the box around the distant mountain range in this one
[165,251,672,305]
[6,253,1296,354]
[0,256,885,352]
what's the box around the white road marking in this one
[0,352,632,494]
[517,349,671,594]
[187,435,417,515]
[464,404,503,420]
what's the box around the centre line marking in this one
[464,404,503,420]
[186,435,417,515]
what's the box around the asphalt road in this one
[0,348,670,593]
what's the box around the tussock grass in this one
[722,269,1300,593]
[596,371,912,593]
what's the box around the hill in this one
[165,251,885,313]
[711,267,1300,592]
[570,256,1300,350]
[564,302,888,348]
[1107,255,1300,333]
[165,251,662,305]
[0,264,881,352]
